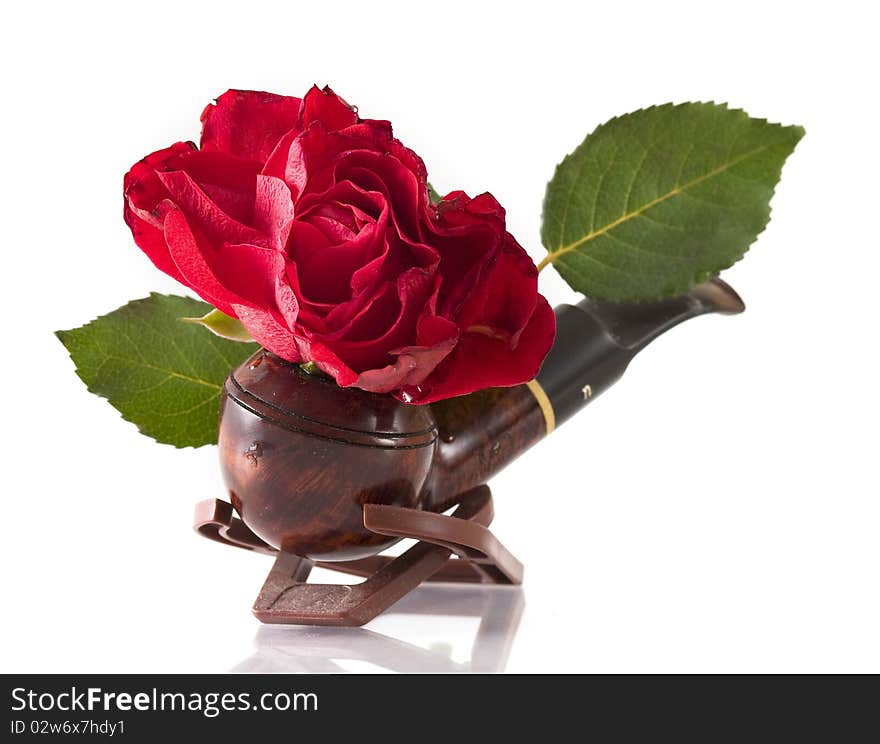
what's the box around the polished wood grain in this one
[217,280,744,562]
[218,352,439,561]
[218,352,546,561]
[423,385,545,514]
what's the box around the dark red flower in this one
[123,86,555,403]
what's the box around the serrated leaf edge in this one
[54,293,239,449]
[538,102,804,301]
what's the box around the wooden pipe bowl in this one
[218,351,439,561]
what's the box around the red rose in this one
[123,86,555,403]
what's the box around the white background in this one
[1,1,877,673]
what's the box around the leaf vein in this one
[543,140,779,265]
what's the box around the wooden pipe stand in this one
[193,485,523,627]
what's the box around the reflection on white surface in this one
[232,584,524,673]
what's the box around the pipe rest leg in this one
[193,485,523,627]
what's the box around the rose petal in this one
[355,313,459,393]
[169,150,261,224]
[300,85,359,131]
[262,124,331,199]
[334,151,423,242]
[162,209,243,316]
[232,303,302,362]
[124,142,196,217]
[297,338,359,388]
[295,264,435,378]
[210,242,286,311]
[253,175,295,252]
[200,89,301,162]
[296,200,392,305]
[157,170,266,248]
[123,203,185,285]
[283,259,336,330]
[123,142,197,283]
[424,190,509,315]
[458,234,540,346]
[400,294,556,404]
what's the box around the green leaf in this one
[427,181,443,203]
[540,103,804,301]
[181,307,254,342]
[56,294,259,448]
[299,361,322,375]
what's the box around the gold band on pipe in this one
[525,379,556,435]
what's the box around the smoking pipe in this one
[218,278,744,563]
